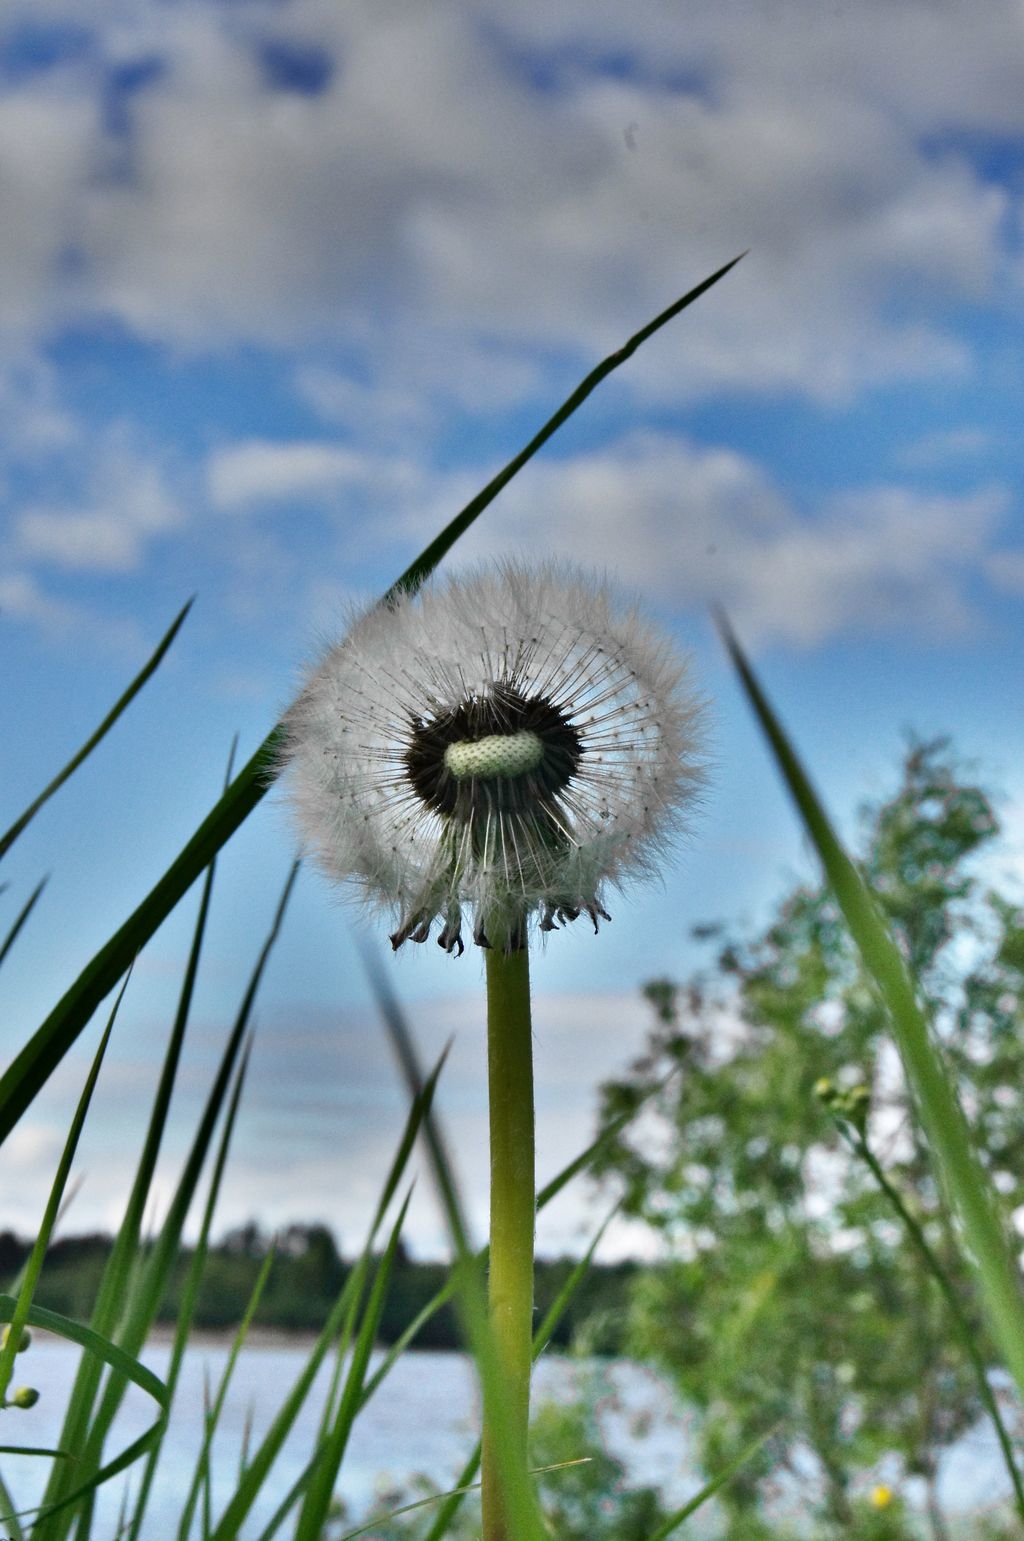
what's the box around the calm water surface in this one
[1,1339,701,1537]
[1,1338,1013,1536]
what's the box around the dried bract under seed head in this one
[281,562,706,954]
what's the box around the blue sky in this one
[3,0,1024,1258]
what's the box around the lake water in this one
[0,1337,1016,1536]
[2,1338,707,1537]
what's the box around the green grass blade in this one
[0,268,739,1144]
[0,1299,168,1526]
[249,1052,447,1539]
[360,943,547,1541]
[71,760,223,1363]
[204,1244,379,1538]
[39,863,298,1536]
[0,741,277,1148]
[0,1449,69,1460]
[0,972,128,1410]
[206,1060,445,1541]
[833,1109,1024,1522]
[421,1204,621,1541]
[0,876,48,970]
[719,611,1024,1401]
[176,1243,276,1541]
[244,1059,449,1540]
[293,1194,414,1540]
[643,1425,779,1540]
[0,600,193,864]
[127,1039,254,1541]
[0,1470,25,1541]
[386,255,745,601]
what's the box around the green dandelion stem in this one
[482,941,536,1541]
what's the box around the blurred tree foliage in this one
[595,738,1024,1539]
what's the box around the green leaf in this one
[643,1425,779,1540]
[207,1058,446,1541]
[292,1194,414,1540]
[0,973,127,1412]
[38,863,298,1537]
[719,609,1024,1403]
[176,1242,276,1541]
[385,254,745,602]
[127,1038,254,1541]
[0,1298,167,1526]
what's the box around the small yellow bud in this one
[814,1077,836,1102]
[1,1325,31,1354]
[10,1385,39,1409]
[869,1484,894,1509]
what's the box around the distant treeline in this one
[0,1223,639,1353]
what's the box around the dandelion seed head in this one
[281,561,706,955]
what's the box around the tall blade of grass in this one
[108,747,235,1538]
[252,1193,417,1541]
[826,1104,1024,1521]
[356,1090,647,1412]
[39,863,298,1537]
[246,1059,450,1540]
[0,876,48,970]
[176,1243,277,1541]
[0,600,193,864]
[361,943,547,1541]
[0,262,741,1145]
[0,971,129,1410]
[388,255,745,600]
[206,1057,447,1541]
[255,1098,652,1540]
[127,1039,254,1541]
[49,763,223,1485]
[0,1470,25,1541]
[0,1300,168,1527]
[420,1203,621,1541]
[643,1425,779,1541]
[293,1194,414,1541]
[719,611,1024,1399]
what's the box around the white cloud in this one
[12,439,183,573]
[0,0,1019,407]
[986,549,1024,596]
[451,430,1011,646]
[207,441,370,510]
[0,570,142,653]
[896,426,996,470]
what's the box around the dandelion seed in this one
[282,561,706,955]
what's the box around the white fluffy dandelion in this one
[282,561,706,954]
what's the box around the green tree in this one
[596,739,1024,1539]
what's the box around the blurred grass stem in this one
[483,944,535,1541]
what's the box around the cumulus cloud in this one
[0,569,143,653]
[452,430,1011,645]
[11,437,183,572]
[208,441,371,510]
[0,0,1019,405]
